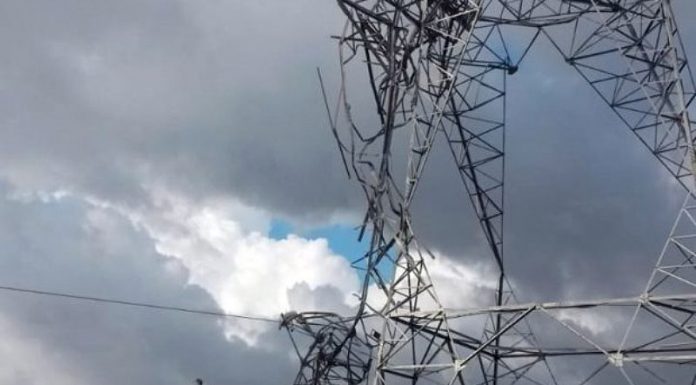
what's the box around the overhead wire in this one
[0,284,279,323]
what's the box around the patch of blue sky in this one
[268,219,293,240]
[268,219,394,280]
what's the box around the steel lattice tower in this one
[281,1,696,384]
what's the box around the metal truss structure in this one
[282,1,696,384]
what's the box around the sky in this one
[1,1,696,384]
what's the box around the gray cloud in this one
[0,0,360,218]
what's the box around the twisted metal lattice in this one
[283,1,696,384]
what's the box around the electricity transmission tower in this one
[282,1,696,384]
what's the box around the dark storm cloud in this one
[0,0,361,219]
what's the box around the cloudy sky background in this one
[0,1,695,384]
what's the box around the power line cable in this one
[0,284,279,323]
